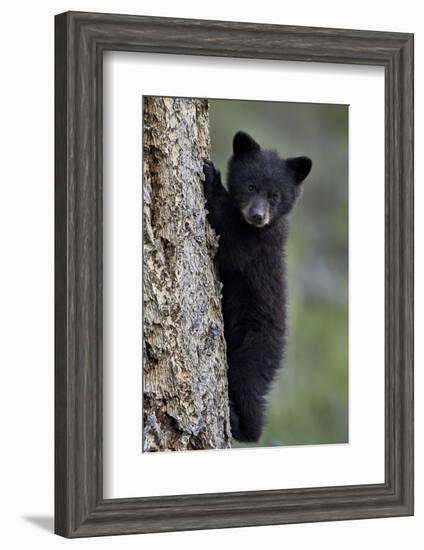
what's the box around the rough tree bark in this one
[143,96,231,451]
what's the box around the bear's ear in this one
[233,131,260,158]
[286,156,312,184]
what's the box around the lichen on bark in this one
[143,96,231,451]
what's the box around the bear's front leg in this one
[202,159,231,236]
[202,159,222,200]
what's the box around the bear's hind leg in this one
[229,390,265,443]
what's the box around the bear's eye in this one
[248,184,255,192]
[269,193,279,204]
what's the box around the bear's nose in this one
[245,198,268,227]
[252,212,264,224]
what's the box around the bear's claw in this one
[203,158,219,185]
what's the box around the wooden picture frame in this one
[55,11,414,538]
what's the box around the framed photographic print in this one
[55,11,414,537]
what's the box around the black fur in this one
[203,131,312,442]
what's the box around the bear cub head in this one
[227,131,312,228]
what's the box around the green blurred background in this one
[209,99,349,448]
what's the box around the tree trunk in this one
[143,96,231,451]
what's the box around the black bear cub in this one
[203,131,312,443]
